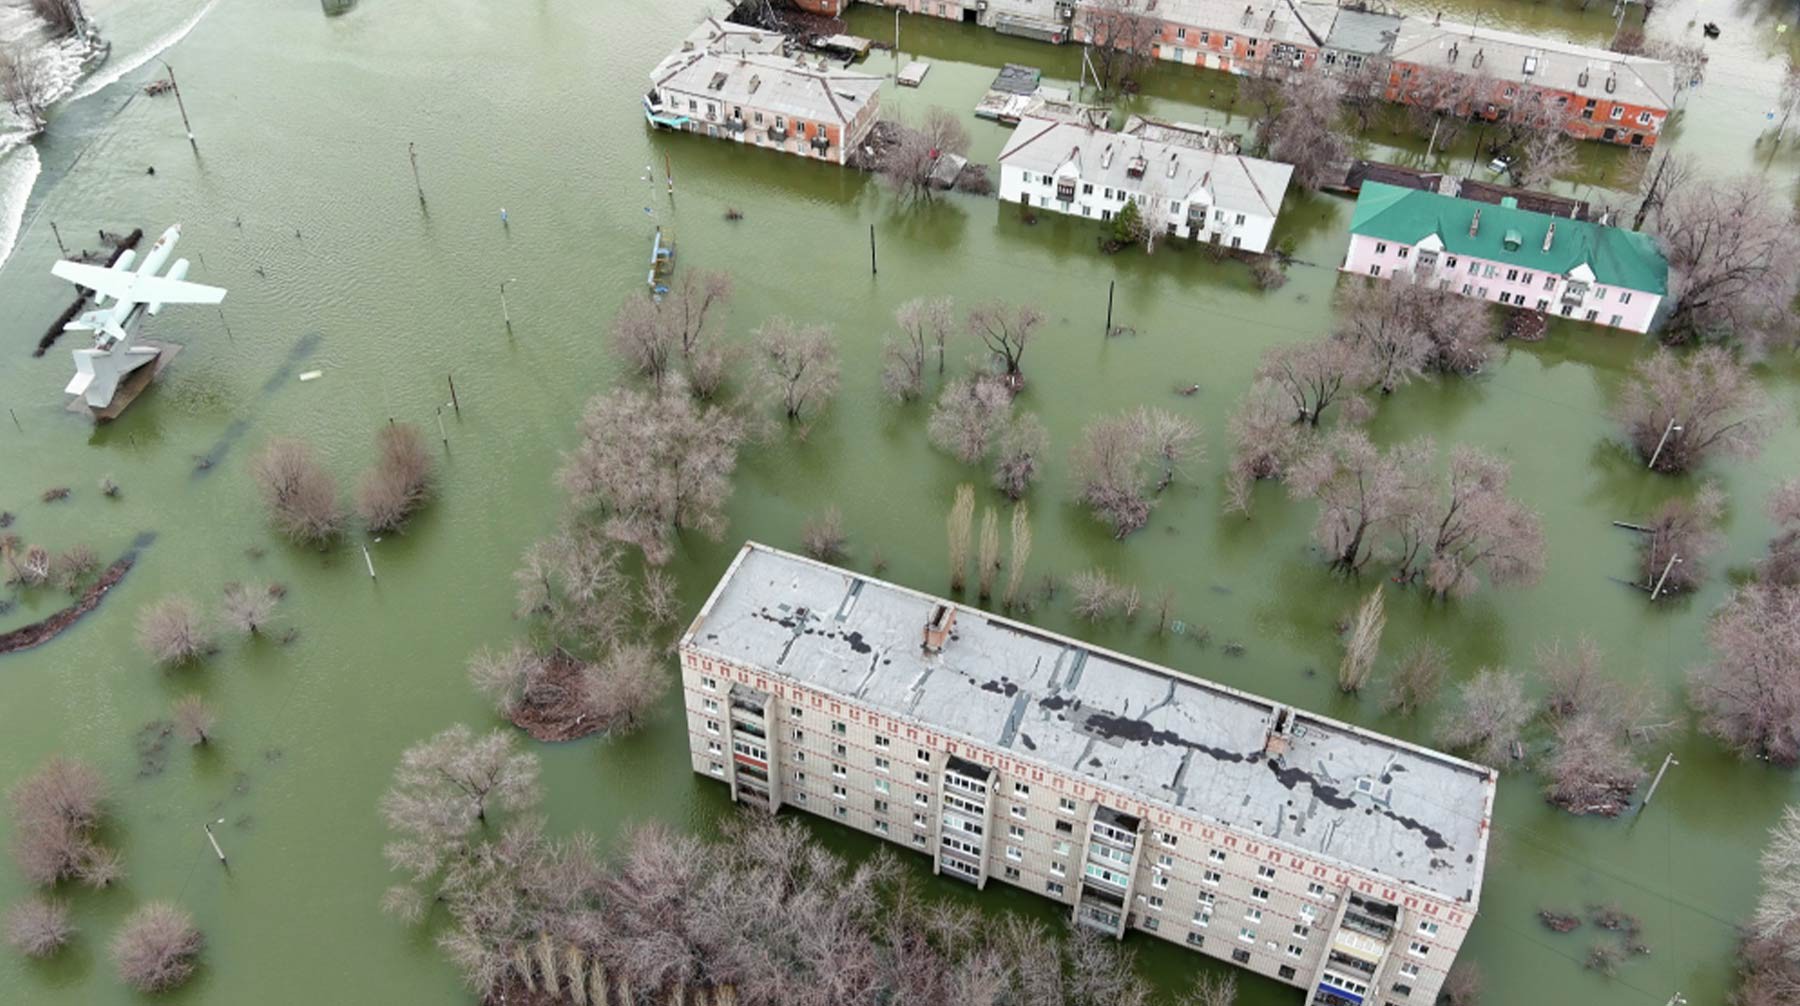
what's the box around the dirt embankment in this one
[0,552,137,656]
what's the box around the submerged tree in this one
[220,581,278,636]
[1393,446,1545,600]
[883,295,955,400]
[7,757,118,889]
[514,522,635,655]
[610,269,735,395]
[801,506,849,563]
[1223,380,1311,517]
[1288,430,1431,573]
[1338,586,1386,694]
[1689,583,1800,766]
[878,106,971,204]
[1537,639,1659,816]
[754,317,840,423]
[928,374,1013,465]
[1614,347,1773,474]
[557,385,746,566]
[966,302,1044,380]
[137,597,213,667]
[1269,72,1350,191]
[1636,482,1725,596]
[1071,407,1202,538]
[111,903,203,994]
[1256,338,1369,427]
[976,508,1001,602]
[251,437,344,545]
[946,484,974,593]
[1382,640,1448,716]
[1334,277,1496,393]
[171,695,216,746]
[1079,0,1160,93]
[1762,478,1800,588]
[1436,669,1533,769]
[1654,174,1800,351]
[4,897,73,959]
[356,423,436,533]
[1003,503,1032,611]
[991,413,1048,501]
[0,44,51,134]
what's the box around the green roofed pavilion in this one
[1348,182,1668,295]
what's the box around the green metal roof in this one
[1349,182,1669,295]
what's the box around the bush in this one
[111,902,203,993]
[7,757,117,889]
[355,423,435,533]
[136,597,213,667]
[5,898,73,958]
[251,438,344,545]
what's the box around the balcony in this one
[768,125,788,141]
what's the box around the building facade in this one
[645,18,883,166]
[682,544,1498,1006]
[997,114,1293,253]
[1344,181,1668,333]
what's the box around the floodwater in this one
[0,0,1797,1003]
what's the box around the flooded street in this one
[1,0,1798,1002]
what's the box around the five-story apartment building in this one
[682,544,1497,1006]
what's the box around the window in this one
[706,740,721,753]
[1251,887,1270,902]
[1006,845,1023,861]
[1197,891,1215,905]
[1408,940,1431,957]
[1521,271,1534,284]
[1204,870,1222,885]
[1053,840,1071,856]
[874,799,889,814]
[1239,927,1256,943]
[912,832,926,847]
[1148,895,1165,910]
[794,770,807,783]
[1610,314,1623,327]
[1153,874,1169,890]
[794,791,807,804]
[1003,865,1020,880]
[831,720,846,735]
[1299,904,1318,922]
[1081,182,1093,195]
[1498,293,1512,306]
[1585,309,1598,321]
[915,793,929,806]
[914,770,929,784]
[874,820,888,834]
[1286,943,1304,957]
[1638,110,1652,124]
[1397,247,1409,259]
[874,779,889,794]
[1375,241,1388,254]
[1050,861,1066,876]
[1610,105,1625,120]
[1257,865,1277,880]
[705,720,720,734]
[700,676,717,691]
[1445,255,1457,268]
[1055,820,1073,834]
[1417,920,1439,936]
[1159,832,1178,847]
[1544,275,1558,290]
[832,784,847,800]
[1176,26,1186,39]
[1400,962,1421,978]
[1482,264,1498,278]
[832,763,846,778]
[1194,909,1212,926]
[1293,924,1311,939]
[709,761,724,776]
[913,812,927,827]
[1187,932,1206,948]
[1011,805,1027,819]
[874,734,890,748]
[1393,984,1413,998]
[1506,268,1519,281]
[916,748,931,763]
[1369,265,1381,277]
[1046,881,1065,896]
[1008,825,1025,840]
[1469,260,1480,275]
[1278,965,1296,980]
[1158,854,1174,868]
[1245,908,1263,923]
[1595,286,1608,301]
[1231,948,1251,966]
[1620,292,1633,304]
[1235,214,1246,225]
[1461,284,1472,295]
[874,756,889,772]
[1536,299,1549,311]
[1307,881,1327,897]
[1143,917,1160,932]
[1013,781,1030,796]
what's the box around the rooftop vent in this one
[1503,228,1523,252]
[1500,196,1518,209]
[1100,143,1115,169]
[707,71,728,91]
[924,604,956,653]
[1522,55,1538,76]
[1578,68,1590,87]
[1472,47,1485,68]
[1166,153,1180,179]
[1448,42,1459,63]
[1469,208,1482,237]
[1605,73,1617,93]
[1264,707,1294,758]
[1543,222,1556,252]
[748,74,762,94]
[1127,155,1148,179]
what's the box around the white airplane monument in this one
[50,224,226,418]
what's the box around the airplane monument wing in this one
[51,260,226,307]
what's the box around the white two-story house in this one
[1342,182,1669,334]
[997,115,1294,254]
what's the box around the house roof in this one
[685,544,1498,906]
[651,48,882,127]
[1350,182,1668,293]
[998,116,1294,219]
[1390,18,1675,111]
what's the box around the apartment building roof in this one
[1350,181,1667,293]
[998,115,1294,219]
[1389,18,1675,111]
[1146,0,1334,49]
[649,17,880,128]
[1322,7,1401,55]
[685,544,1497,906]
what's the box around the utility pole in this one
[408,142,425,206]
[894,8,901,79]
[869,225,877,275]
[1641,753,1678,809]
[1649,553,1682,600]
[1647,417,1682,470]
[156,59,197,150]
[1105,280,1115,336]
[447,373,460,415]
[1425,116,1443,162]
[362,544,377,579]
[500,277,517,332]
[49,221,67,258]
[202,820,228,867]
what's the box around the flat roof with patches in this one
[684,544,1497,906]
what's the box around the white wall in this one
[999,164,1278,253]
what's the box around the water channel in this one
[1,0,1798,1002]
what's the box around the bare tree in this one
[1655,175,1800,351]
[171,695,215,746]
[137,597,213,667]
[467,643,560,721]
[1762,479,1800,588]
[251,438,344,546]
[0,45,50,134]
[1079,0,1161,93]
[884,296,955,399]
[992,413,1048,501]
[1436,668,1533,768]
[611,271,735,394]
[1071,408,1202,538]
[1614,347,1773,473]
[1513,127,1575,190]
[1256,338,1369,426]
[879,107,971,203]
[1339,57,1392,132]
[947,484,974,593]
[1393,446,1545,599]
[1623,150,1694,231]
[1689,583,1800,765]
[755,317,840,423]
[1754,805,1800,950]
[1269,72,1349,191]
[1178,971,1238,1006]
[584,642,667,734]
[966,302,1044,381]
[640,567,682,629]
[1338,586,1386,694]
[28,0,85,37]
[1440,961,1483,1006]
[220,581,278,636]
[2,540,50,588]
[514,523,634,654]
[111,902,203,993]
[1070,568,1140,622]
[1536,639,1657,815]
[557,386,745,566]
[1335,278,1494,394]
[357,423,436,533]
[46,545,96,594]
[7,757,117,889]
[1636,482,1725,595]
[928,374,1013,465]
[1382,640,1448,715]
[5,897,73,958]
[976,508,1001,601]
[1288,430,1432,573]
[1223,380,1311,517]
[801,506,848,563]
[1402,66,1480,149]
[1003,503,1032,611]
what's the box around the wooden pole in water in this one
[203,821,228,867]
[9,408,20,431]
[362,545,377,579]
[408,142,425,206]
[49,221,67,258]
[1105,280,1115,336]
[1640,752,1678,809]
[500,278,515,332]
[869,225,877,275]
[447,374,460,414]
[157,60,197,150]
[436,406,448,448]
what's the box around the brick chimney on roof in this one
[1543,222,1556,252]
[1469,208,1482,237]
[924,604,956,653]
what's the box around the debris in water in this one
[299,370,322,382]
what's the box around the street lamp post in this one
[1647,418,1683,471]
[500,278,517,332]
[1649,554,1682,601]
[156,59,197,150]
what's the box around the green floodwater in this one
[1,0,1799,1003]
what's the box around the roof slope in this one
[1390,18,1675,110]
[1350,182,1668,293]
[999,116,1294,218]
